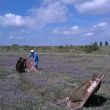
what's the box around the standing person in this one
[26,49,39,69]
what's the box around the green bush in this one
[83,42,99,53]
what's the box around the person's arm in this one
[26,52,32,59]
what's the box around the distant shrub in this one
[57,45,69,52]
[105,41,109,46]
[83,42,99,53]
[99,41,103,46]
[12,44,20,47]
[58,45,64,49]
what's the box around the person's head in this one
[30,49,34,53]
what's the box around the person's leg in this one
[34,60,38,69]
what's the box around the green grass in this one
[0,45,110,55]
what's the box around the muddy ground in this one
[0,53,110,110]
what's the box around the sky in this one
[0,0,110,46]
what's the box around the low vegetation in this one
[0,43,110,110]
[0,41,110,55]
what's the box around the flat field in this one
[0,50,110,110]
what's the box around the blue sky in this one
[0,0,110,46]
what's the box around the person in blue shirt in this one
[26,49,39,69]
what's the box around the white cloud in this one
[35,1,68,24]
[43,0,76,5]
[95,22,107,28]
[0,13,35,28]
[0,1,68,29]
[52,26,80,35]
[61,0,76,4]
[43,0,110,15]
[0,13,23,27]
[94,22,108,31]
[0,0,109,30]
[76,0,110,14]
[71,26,79,30]
[83,22,109,37]
[85,32,94,36]
[9,35,23,40]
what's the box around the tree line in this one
[99,41,109,46]
[82,41,109,53]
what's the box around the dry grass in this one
[0,50,110,110]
